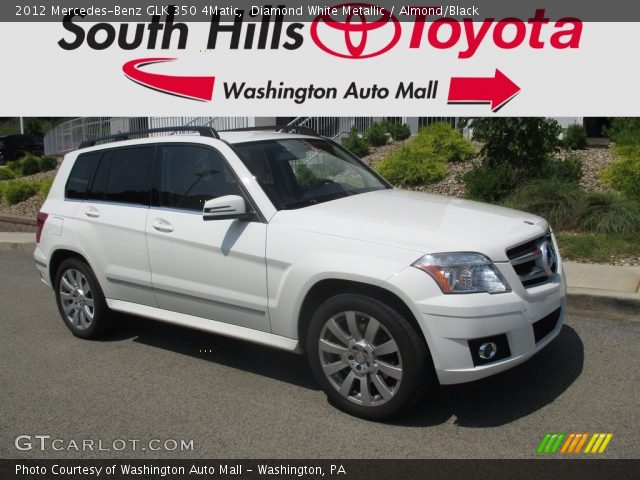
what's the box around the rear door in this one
[71,146,156,306]
[145,143,270,332]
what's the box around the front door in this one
[145,144,270,332]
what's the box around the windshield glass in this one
[234,138,389,209]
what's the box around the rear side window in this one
[86,147,153,206]
[65,152,101,199]
[158,145,242,211]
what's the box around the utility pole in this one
[19,117,24,134]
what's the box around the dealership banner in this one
[1,0,639,115]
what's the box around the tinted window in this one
[159,145,243,211]
[65,152,101,199]
[86,153,109,201]
[104,147,153,206]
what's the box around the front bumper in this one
[382,260,567,385]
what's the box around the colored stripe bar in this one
[541,432,614,455]
[537,434,553,454]
[560,434,575,453]
[598,434,613,453]
[550,433,566,453]
[574,433,589,453]
[584,434,599,453]
[545,434,559,453]
[567,434,580,453]
[591,434,606,453]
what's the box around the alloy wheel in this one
[59,268,95,331]
[318,311,403,407]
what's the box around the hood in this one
[270,189,549,262]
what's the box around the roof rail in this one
[220,125,321,137]
[78,126,220,149]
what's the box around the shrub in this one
[375,146,446,187]
[414,122,474,163]
[38,155,58,172]
[6,160,22,173]
[605,117,640,145]
[563,123,587,150]
[578,191,640,234]
[465,118,561,177]
[386,122,411,141]
[463,162,517,202]
[2,180,39,205]
[502,180,584,230]
[602,145,640,202]
[365,122,388,147]
[546,153,583,184]
[0,167,16,180]
[20,155,41,176]
[341,127,370,157]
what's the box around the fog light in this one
[478,342,497,360]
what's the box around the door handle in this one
[84,206,100,218]
[151,218,174,233]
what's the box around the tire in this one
[306,293,433,420]
[54,258,111,339]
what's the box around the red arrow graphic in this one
[448,69,520,112]
[122,58,215,102]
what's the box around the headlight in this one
[412,252,510,294]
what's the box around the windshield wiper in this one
[281,191,348,209]
[280,199,320,209]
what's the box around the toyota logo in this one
[538,240,557,276]
[311,3,401,59]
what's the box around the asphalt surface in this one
[1,251,638,459]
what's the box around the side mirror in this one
[203,195,254,221]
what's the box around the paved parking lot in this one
[1,250,639,459]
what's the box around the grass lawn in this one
[556,232,640,264]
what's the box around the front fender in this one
[265,227,422,339]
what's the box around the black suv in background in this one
[0,134,44,164]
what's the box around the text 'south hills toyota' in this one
[34,126,566,419]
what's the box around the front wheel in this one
[306,294,433,420]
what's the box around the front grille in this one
[533,308,562,343]
[506,233,558,288]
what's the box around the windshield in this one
[234,138,390,209]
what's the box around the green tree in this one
[463,118,561,178]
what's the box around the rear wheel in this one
[306,294,432,420]
[54,258,111,339]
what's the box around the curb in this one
[0,240,35,253]
[0,214,37,226]
[567,290,640,321]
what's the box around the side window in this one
[86,153,109,201]
[65,152,101,199]
[103,147,153,206]
[159,145,243,211]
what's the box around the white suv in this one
[34,126,566,419]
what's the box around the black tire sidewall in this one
[306,293,429,420]
[54,258,109,339]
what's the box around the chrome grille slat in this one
[506,233,557,288]
[509,250,542,266]
[520,268,548,281]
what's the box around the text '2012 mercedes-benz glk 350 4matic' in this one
[34,126,566,420]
